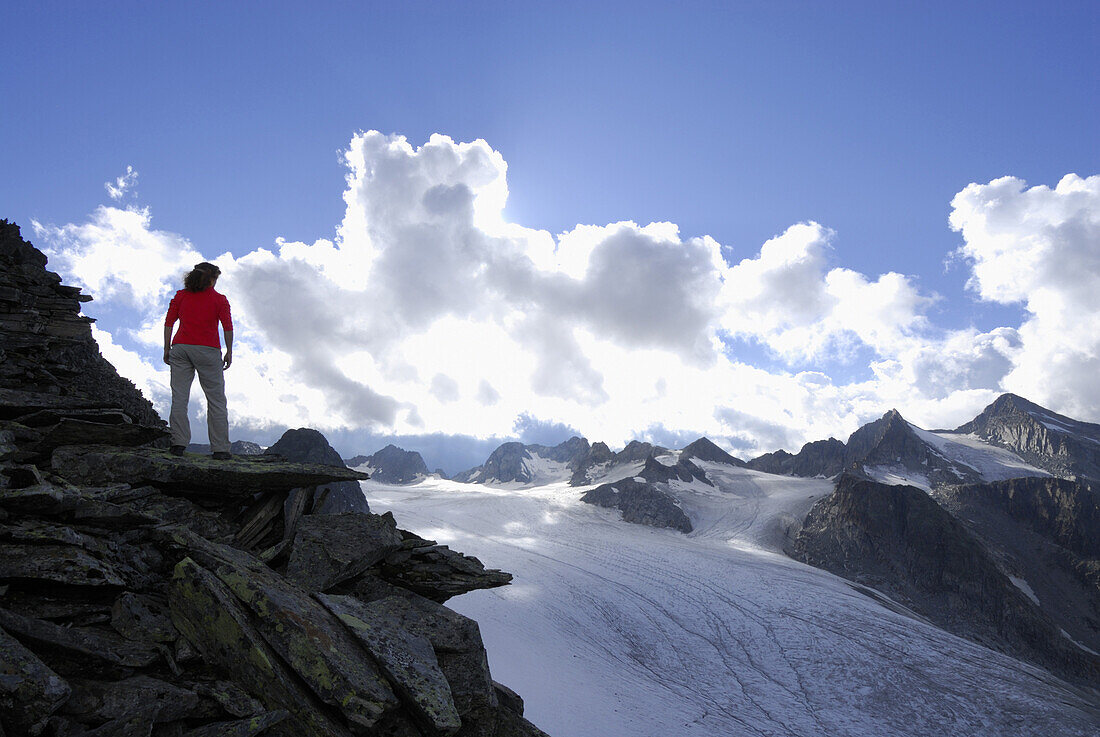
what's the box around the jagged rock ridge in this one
[348,445,431,484]
[0,223,548,737]
[953,393,1100,486]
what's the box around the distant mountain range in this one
[369,393,1100,690]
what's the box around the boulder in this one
[173,533,398,728]
[286,512,404,592]
[265,428,369,514]
[318,593,462,735]
[168,557,356,737]
[0,624,71,736]
[379,536,512,603]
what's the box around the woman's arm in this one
[223,330,233,370]
[163,324,173,365]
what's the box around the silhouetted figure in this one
[163,262,233,458]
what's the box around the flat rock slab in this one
[0,607,160,668]
[317,594,461,736]
[50,446,369,498]
[0,388,112,420]
[181,710,289,737]
[176,533,398,729]
[61,675,202,724]
[168,557,355,737]
[0,542,127,587]
[0,482,157,526]
[286,512,404,592]
[0,624,71,736]
[380,541,512,603]
[34,418,168,454]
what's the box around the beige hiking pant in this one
[168,344,229,453]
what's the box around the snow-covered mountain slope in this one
[862,424,1049,492]
[365,475,1099,737]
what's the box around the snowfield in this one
[366,470,1099,737]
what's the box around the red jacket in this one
[165,288,233,349]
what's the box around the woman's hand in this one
[223,350,233,370]
[163,348,171,365]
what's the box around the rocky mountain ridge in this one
[0,222,548,737]
[348,445,431,485]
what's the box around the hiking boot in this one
[170,445,186,456]
[212,451,233,460]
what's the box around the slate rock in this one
[168,557,355,737]
[111,593,178,643]
[380,538,512,603]
[32,418,168,456]
[0,607,160,668]
[0,542,127,587]
[193,680,266,719]
[286,512,404,592]
[318,593,462,735]
[347,582,485,653]
[265,428,369,514]
[60,675,202,724]
[0,624,71,736]
[181,710,289,737]
[50,446,368,499]
[173,533,398,728]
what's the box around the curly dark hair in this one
[183,262,221,292]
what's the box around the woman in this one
[163,262,234,458]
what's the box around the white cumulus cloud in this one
[30,134,1100,460]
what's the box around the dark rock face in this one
[679,437,745,467]
[567,441,613,486]
[265,428,369,514]
[747,438,846,476]
[0,220,163,429]
[953,393,1100,486]
[934,476,1100,657]
[638,455,710,486]
[187,440,264,456]
[581,478,693,533]
[0,221,546,737]
[789,474,1100,687]
[351,444,430,484]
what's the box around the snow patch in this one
[1009,576,1040,605]
[910,425,1049,482]
[864,465,932,492]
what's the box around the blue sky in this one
[3,2,1099,471]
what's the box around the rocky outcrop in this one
[637,455,710,486]
[952,393,1100,486]
[350,445,430,484]
[188,440,264,456]
[789,474,1100,687]
[679,437,744,467]
[747,438,846,476]
[566,441,613,486]
[0,220,162,429]
[934,476,1100,657]
[568,440,670,487]
[581,478,692,533]
[0,222,547,737]
[265,428,369,514]
[748,410,981,486]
